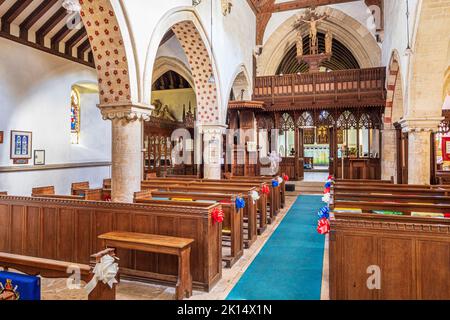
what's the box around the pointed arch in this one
[143,8,223,125]
[258,6,381,76]
[79,0,137,105]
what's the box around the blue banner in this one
[0,271,40,300]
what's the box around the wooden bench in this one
[227,176,283,216]
[141,182,258,249]
[103,178,111,189]
[143,178,270,233]
[99,231,193,300]
[0,195,221,291]
[330,184,450,299]
[135,189,244,268]
[32,185,103,201]
[71,181,105,201]
[0,248,117,300]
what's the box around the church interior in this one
[0,0,449,302]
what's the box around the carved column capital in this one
[399,117,444,133]
[98,103,154,122]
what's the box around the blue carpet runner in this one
[226,195,325,300]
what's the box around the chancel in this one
[0,0,449,303]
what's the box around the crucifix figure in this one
[299,13,327,50]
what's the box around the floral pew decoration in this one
[317,175,334,235]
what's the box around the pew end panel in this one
[330,212,450,300]
[0,196,222,292]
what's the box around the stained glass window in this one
[70,88,80,144]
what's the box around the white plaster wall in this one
[0,37,111,195]
[120,0,256,123]
[0,167,110,196]
[382,0,420,115]
[156,35,190,67]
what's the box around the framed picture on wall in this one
[10,130,32,160]
[34,150,45,166]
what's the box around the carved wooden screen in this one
[336,110,357,129]
[303,128,315,144]
[297,111,314,128]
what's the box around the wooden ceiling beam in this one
[0,29,94,68]
[36,7,67,46]
[264,0,360,13]
[1,0,34,33]
[77,38,91,59]
[50,25,72,50]
[65,28,87,55]
[246,0,259,14]
[19,0,60,40]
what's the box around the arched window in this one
[70,88,81,144]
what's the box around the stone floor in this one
[304,171,329,182]
[37,194,328,300]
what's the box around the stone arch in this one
[79,0,138,106]
[257,6,381,76]
[384,50,404,124]
[228,64,253,101]
[143,8,222,125]
[152,56,195,89]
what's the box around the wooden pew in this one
[99,231,193,300]
[141,182,258,249]
[143,178,272,232]
[330,209,450,299]
[227,176,283,216]
[330,185,450,299]
[103,178,111,189]
[0,248,117,300]
[32,185,103,201]
[337,178,394,184]
[71,181,90,194]
[135,189,244,268]
[0,195,222,291]
[332,184,450,198]
[185,180,269,234]
[71,181,104,201]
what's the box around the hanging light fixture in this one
[405,0,413,56]
[62,0,81,13]
[208,0,216,84]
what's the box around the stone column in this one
[381,124,397,182]
[99,104,153,202]
[202,125,226,180]
[400,118,442,185]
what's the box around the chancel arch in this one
[257,6,381,76]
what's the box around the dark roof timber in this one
[0,0,93,68]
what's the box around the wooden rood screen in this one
[253,67,386,107]
[0,196,222,291]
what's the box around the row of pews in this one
[330,179,450,300]
[0,175,286,299]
